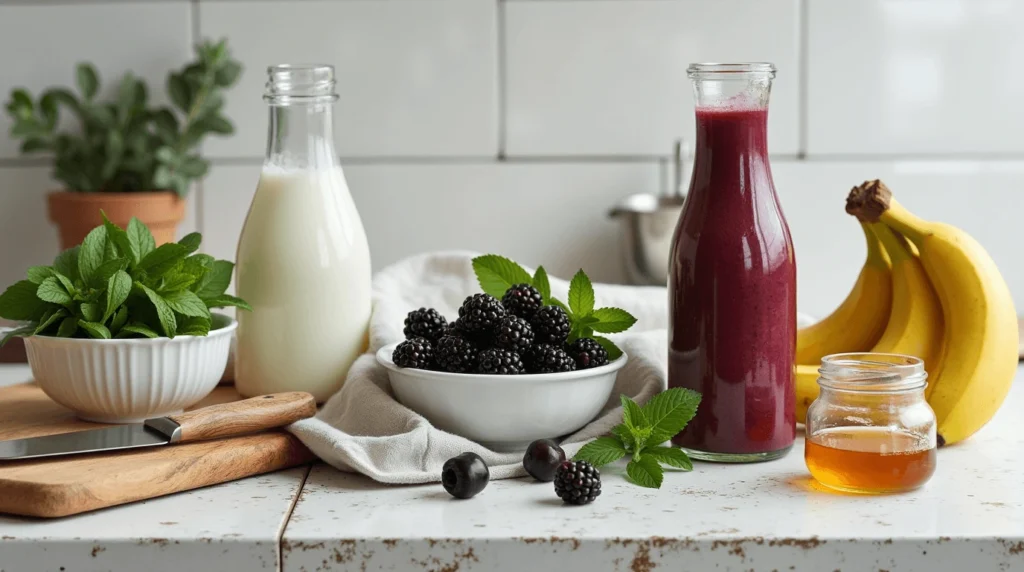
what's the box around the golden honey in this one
[805,426,936,494]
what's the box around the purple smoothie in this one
[668,106,796,458]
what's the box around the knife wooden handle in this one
[166,392,317,443]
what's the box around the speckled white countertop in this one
[2,364,1024,572]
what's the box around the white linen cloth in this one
[287,251,670,484]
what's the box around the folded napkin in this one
[287,251,671,484]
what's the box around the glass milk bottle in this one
[235,64,372,402]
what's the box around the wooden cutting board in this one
[0,383,315,518]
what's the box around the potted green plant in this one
[4,39,242,249]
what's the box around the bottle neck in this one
[265,102,339,170]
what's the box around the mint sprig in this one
[0,212,250,344]
[574,388,702,489]
[470,255,639,360]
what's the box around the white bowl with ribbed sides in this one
[22,314,236,423]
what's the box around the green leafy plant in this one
[0,214,250,344]
[574,389,702,489]
[471,255,638,358]
[4,39,241,197]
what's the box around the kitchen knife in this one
[0,392,317,461]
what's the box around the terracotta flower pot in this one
[47,191,186,249]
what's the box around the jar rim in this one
[817,352,927,393]
[264,63,337,104]
[687,62,776,79]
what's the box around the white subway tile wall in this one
[0,0,1021,318]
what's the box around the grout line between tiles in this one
[277,464,313,572]
[496,0,507,160]
[798,0,809,158]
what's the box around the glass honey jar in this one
[804,353,936,494]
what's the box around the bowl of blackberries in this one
[377,283,628,452]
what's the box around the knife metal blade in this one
[0,419,180,461]
[0,391,317,462]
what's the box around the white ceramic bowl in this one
[23,314,236,423]
[377,342,626,452]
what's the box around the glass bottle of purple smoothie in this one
[669,63,796,462]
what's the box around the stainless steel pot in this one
[609,141,688,285]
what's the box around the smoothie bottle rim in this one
[687,62,776,79]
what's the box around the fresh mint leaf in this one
[611,424,635,450]
[644,446,693,471]
[626,456,664,489]
[103,238,119,263]
[136,243,189,277]
[91,257,129,287]
[34,308,67,335]
[110,306,128,334]
[158,269,198,293]
[590,307,638,334]
[642,388,702,445]
[127,217,155,262]
[101,211,135,266]
[532,266,551,301]
[178,315,211,336]
[53,247,80,283]
[621,394,647,432]
[568,269,595,317]
[105,270,131,322]
[164,289,210,318]
[1,325,35,346]
[177,232,202,254]
[593,336,623,361]
[78,225,107,284]
[51,271,76,297]
[471,255,533,299]
[574,436,628,467]
[79,302,102,322]
[79,321,111,339]
[56,316,79,337]
[37,277,72,306]
[204,294,253,312]
[136,282,176,337]
[26,266,54,285]
[0,280,49,320]
[117,323,159,339]
[195,260,233,298]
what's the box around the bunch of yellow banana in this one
[794,180,1019,446]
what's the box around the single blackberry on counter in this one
[566,337,609,370]
[434,335,479,373]
[476,348,524,375]
[494,315,534,352]
[502,283,543,320]
[403,308,448,342]
[392,338,433,369]
[554,460,601,505]
[525,344,577,374]
[457,294,506,335]
[530,305,571,346]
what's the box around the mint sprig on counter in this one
[471,255,637,359]
[0,213,250,344]
[574,388,702,489]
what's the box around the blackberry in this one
[530,305,571,345]
[457,294,506,335]
[554,460,601,505]
[502,283,544,320]
[525,344,577,374]
[566,337,609,370]
[403,308,448,342]
[476,348,524,375]
[435,335,479,373]
[494,315,534,352]
[392,337,433,369]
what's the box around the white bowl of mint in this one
[0,213,252,423]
